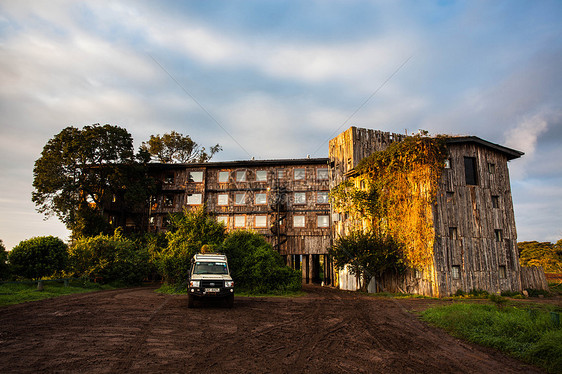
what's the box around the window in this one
[218,171,229,183]
[164,195,174,206]
[446,191,455,204]
[277,169,284,179]
[317,192,329,204]
[235,193,246,205]
[217,194,229,206]
[492,195,499,209]
[317,168,329,180]
[187,193,202,205]
[217,216,228,226]
[255,193,267,205]
[452,265,460,280]
[464,157,478,185]
[189,171,203,183]
[488,163,496,174]
[294,192,306,205]
[317,215,329,228]
[449,227,458,240]
[294,168,305,180]
[256,170,267,182]
[254,215,267,228]
[293,215,305,228]
[234,216,245,228]
[236,170,246,182]
[444,159,451,169]
[164,173,174,184]
[499,265,507,279]
[495,229,503,242]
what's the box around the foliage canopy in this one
[141,131,221,163]
[32,124,155,237]
[68,229,151,285]
[330,135,448,273]
[9,236,68,279]
[220,230,302,293]
[329,230,405,292]
[519,240,562,273]
[156,206,226,284]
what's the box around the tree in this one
[32,124,154,237]
[141,131,221,163]
[156,206,226,284]
[220,230,301,293]
[0,239,10,280]
[68,229,151,285]
[329,230,405,292]
[519,241,562,273]
[8,236,68,280]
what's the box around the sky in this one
[1,0,561,250]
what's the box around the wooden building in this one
[109,158,333,284]
[105,126,529,296]
[329,127,525,296]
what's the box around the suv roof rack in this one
[193,253,227,262]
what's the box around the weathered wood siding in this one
[433,143,521,295]
[146,160,332,284]
[520,266,549,291]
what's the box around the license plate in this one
[205,288,220,293]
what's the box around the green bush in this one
[221,230,301,293]
[9,236,68,280]
[156,207,226,284]
[422,303,562,373]
[68,230,150,285]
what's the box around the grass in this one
[0,280,114,307]
[421,302,562,373]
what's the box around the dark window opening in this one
[494,229,503,242]
[464,157,478,185]
[164,195,173,207]
[492,195,499,209]
[499,265,507,279]
[452,265,461,280]
[164,174,174,184]
[446,191,455,204]
[488,163,496,174]
[449,227,458,240]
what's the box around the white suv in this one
[188,254,234,308]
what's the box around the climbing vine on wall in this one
[330,135,448,270]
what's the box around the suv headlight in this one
[189,280,200,287]
[225,281,234,288]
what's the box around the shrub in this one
[68,230,150,285]
[221,230,301,293]
[9,236,67,280]
[156,207,226,284]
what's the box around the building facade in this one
[329,127,524,296]
[106,126,526,296]
[116,158,333,284]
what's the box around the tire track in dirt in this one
[110,296,171,372]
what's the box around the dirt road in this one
[0,286,541,373]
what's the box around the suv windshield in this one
[193,262,228,275]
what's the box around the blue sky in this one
[1,0,561,249]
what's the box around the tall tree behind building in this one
[32,124,154,237]
[141,131,221,163]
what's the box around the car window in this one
[193,262,228,275]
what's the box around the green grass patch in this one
[421,302,562,373]
[0,280,113,306]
